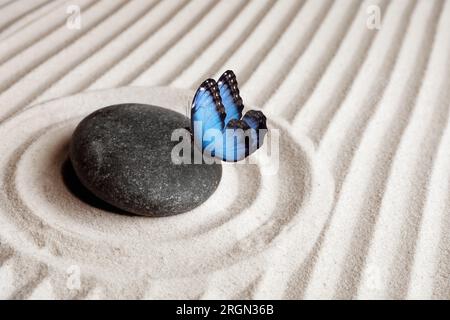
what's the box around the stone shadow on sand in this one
[61,157,132,216]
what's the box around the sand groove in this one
[33,0,187,103]
[0,87,333,298]
[212,0,308,86]
[242,0,334,107]
[132,0,248,86]
[90,0,219,90]
[263,0,361,118]
[293,0,389,142]
[358,0,450,298]
[0,0,97,66]
[0,0,117,97]
[304,0,444,299]
[171,0,277,90]
[0,0,50,33]
[0,0,64,41]
[0,0,449,299]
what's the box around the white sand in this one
[0,0,449,299]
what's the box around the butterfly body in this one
[191,70,267,162]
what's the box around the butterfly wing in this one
[218,70,244,126]
[214,110,268,162]
[191,79,226,150]
[221,119,250,161]
[191,71,268,162]
[242,110,268,149]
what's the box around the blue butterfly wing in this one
[191,79,226,151]
[221,119,250,161]
[191,71,268,162]
[218,70,244,126]
[215,110,267,162]
[242,110,268,149]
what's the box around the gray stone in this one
[69,104,222,217]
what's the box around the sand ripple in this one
[0,87,334,299]
[2,0,449,300]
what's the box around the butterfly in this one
[190,70,267,162]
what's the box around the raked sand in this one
[0,0,449,299]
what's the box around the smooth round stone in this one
[69,104,222,217]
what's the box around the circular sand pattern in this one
[0,87,334,299]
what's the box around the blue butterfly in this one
[191,70,267,162]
